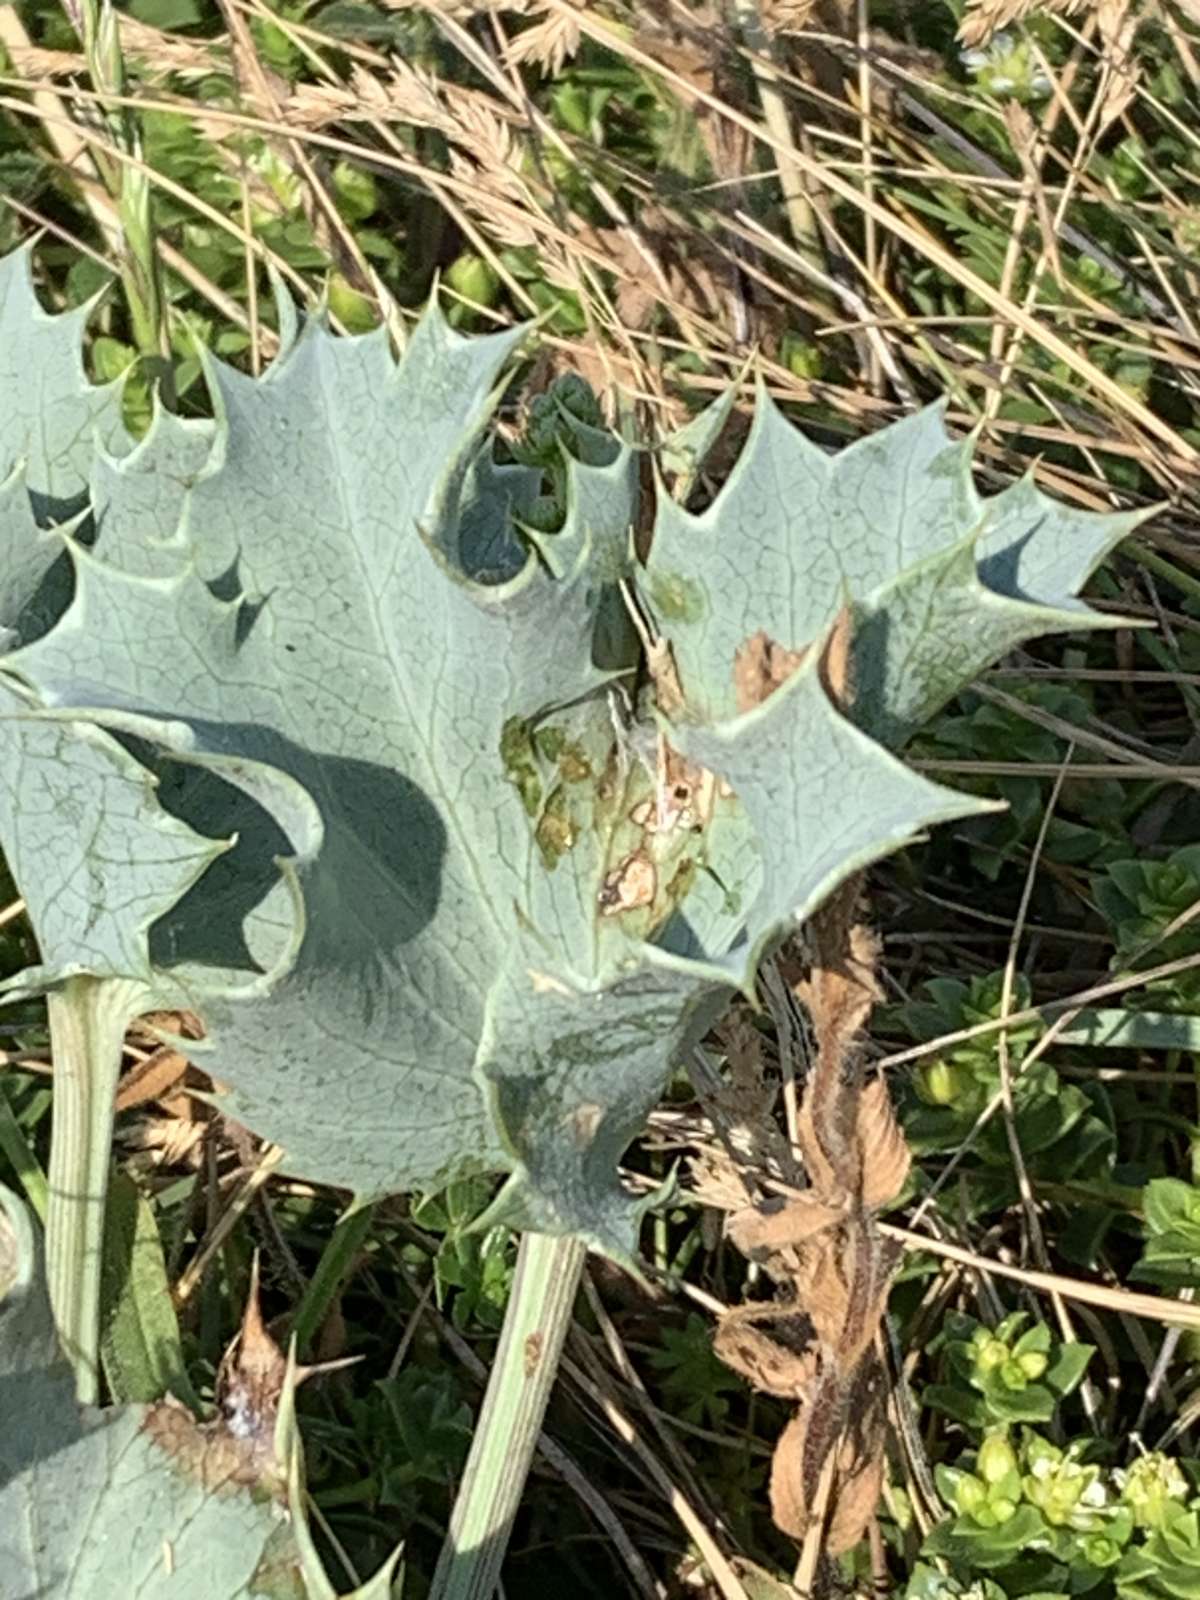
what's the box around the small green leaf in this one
[1043,1340,1096,1400]
[925,1502,1053,1566]
[1145,1179,1200,1239]
[99,1168,196,1407]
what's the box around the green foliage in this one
[647,1311,744,1427]
[1117,1505,1200,1600]
[902,970,1040,1116]
[926,1427,1200,1599]
[924,1312,1094,1430]
[928,1425,1126,1587]
[903,1565,1009,1600]
[1121,1454,1193,1533]
[960,31,1052,103]
[912,682,1128,881]
[915,1314,1200,1600]
[352,1368,474,1513]
[890,972,1116,1216]
[411,1178,516,1331]
[1095,845,1200,1011]
[1135,1177,1200,1290]
[98,1167,196,1406]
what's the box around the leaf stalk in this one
[429,1229,587,1600]
[45,974,140,1404]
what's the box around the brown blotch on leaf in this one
[141,1393,281,1498]
[645,633,687,722]
[733,629,806,714]
[524,1332,544,1379]
[818,605,855,711]
[733,604,855,717]
[598,850,657,916]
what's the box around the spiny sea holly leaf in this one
[6,304,661,1251]
[0,253,224,992]
[660,644,992,987]
[88,402,218,579]
[0,260,1138,1252]
[0,384,223,989]
[0,1182,391,1599]
[642,392,1148,747]
[0,463,69,647]
[0,246,122,515]
[0,681,223,989]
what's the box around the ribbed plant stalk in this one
[430,1230,587,1600]
[67,0,174,404]
[45,975,141,1404]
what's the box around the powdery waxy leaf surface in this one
[0,248,1138,1252]
[11,309,676,1249]
[643,392,1147,747]
[0,253,224,998]
[0,249,121,514]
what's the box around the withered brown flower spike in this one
[714,613,912,1572]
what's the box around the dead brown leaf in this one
[794,881,879,1199]
[114,1047,190,1114]
[856,1076,911,1212]
[711,715,909,1562]
[129,1010,205,1046]
[715,1300,819,1399]
[727,1193,843,1265]
[707,600,911,1562]
[214,1255,288,1463]
[768,1351,887,1554]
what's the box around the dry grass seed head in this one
[503,5,583,74]
[958,0,1107,46]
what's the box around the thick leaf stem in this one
[45,974,140,1404]
[429,1230,587,1600]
